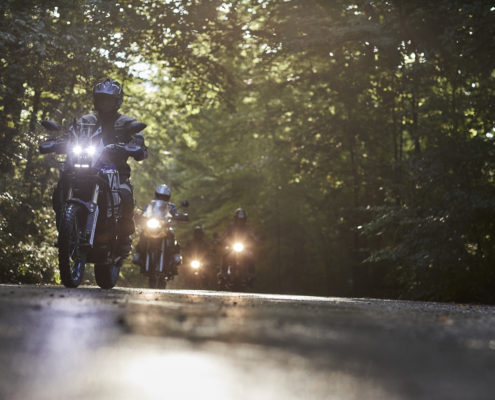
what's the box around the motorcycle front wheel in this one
[149,274,167,289]
[95,261,121,289]
[217,274,230,291]
[147,248,167,289]
[58,204,85,288]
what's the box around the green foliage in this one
[1,0,495,302]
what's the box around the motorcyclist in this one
[218,208,257,282]
[183,226,214,286]
[132,184,183,270]
[50,77,148,257]
[188,226,209,254]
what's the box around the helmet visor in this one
[94,93,119,113]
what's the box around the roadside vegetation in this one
[1,0,494,302]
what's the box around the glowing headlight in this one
[73,145,82,155]
[146,218,161,229]
[233,242,244,253]
[86,145,96,155]
[191,260,201,270]
[73,145,96,156]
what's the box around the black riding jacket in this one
[76,112,148,181]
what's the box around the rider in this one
[132,184,183,269]
[218,208,257,281]
[188,226,209,254]
[51,78,148,257]
[186,226,211,263]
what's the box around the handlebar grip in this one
[39,140,66,154]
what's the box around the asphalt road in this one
[0,284,494,400]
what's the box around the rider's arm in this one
[168,202,179,216]
[169,203,189,221]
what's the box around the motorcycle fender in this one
[65,198,98,245]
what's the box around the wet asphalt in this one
[0,284,494,400]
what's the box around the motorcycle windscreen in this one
[143,199,171,219]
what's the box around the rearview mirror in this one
[41,120,61,131]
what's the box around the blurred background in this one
[1,0,495,302]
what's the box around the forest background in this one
[1,0,495,302]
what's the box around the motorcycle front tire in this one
[95,261,121,289]
[58,204,85,288]
[149,275,167,289]
[147,249,167,289]
[217,276,229,291]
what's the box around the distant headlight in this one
[73,145,82,155]
[146,218,161,229]
[233,242,244,253]
[191,260,201,270]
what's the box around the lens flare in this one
[86,145,96,155]
[233,242,244,253]
[146,218,160,229]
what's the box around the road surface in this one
[0,284,494,399]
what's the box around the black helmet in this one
[234,208,247,222]
[154,184,171,201]
[193,225,204,240]
[93,78,123,115]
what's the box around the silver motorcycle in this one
[139,199,188,288]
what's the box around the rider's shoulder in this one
[115,114,137,128]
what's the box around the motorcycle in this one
[185,252,211,289]
[39,119,145,289]
[139,199,188,289]
[218,239,255,291]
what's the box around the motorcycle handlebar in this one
[173,213,189,222]
[39,139,66,155]
[105,143,144,159]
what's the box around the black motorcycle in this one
[184,251,211,289]
[40,119,145,289]
[139,199,188,289]
[218,238,255,291]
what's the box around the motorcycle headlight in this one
[233,242,244,253]
[73,145,96,156]
[86,145,96,155]
[146,218,161,229]
[73,145,82,155]
[191,260,201,270]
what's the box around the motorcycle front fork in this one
[145,238,166,273]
